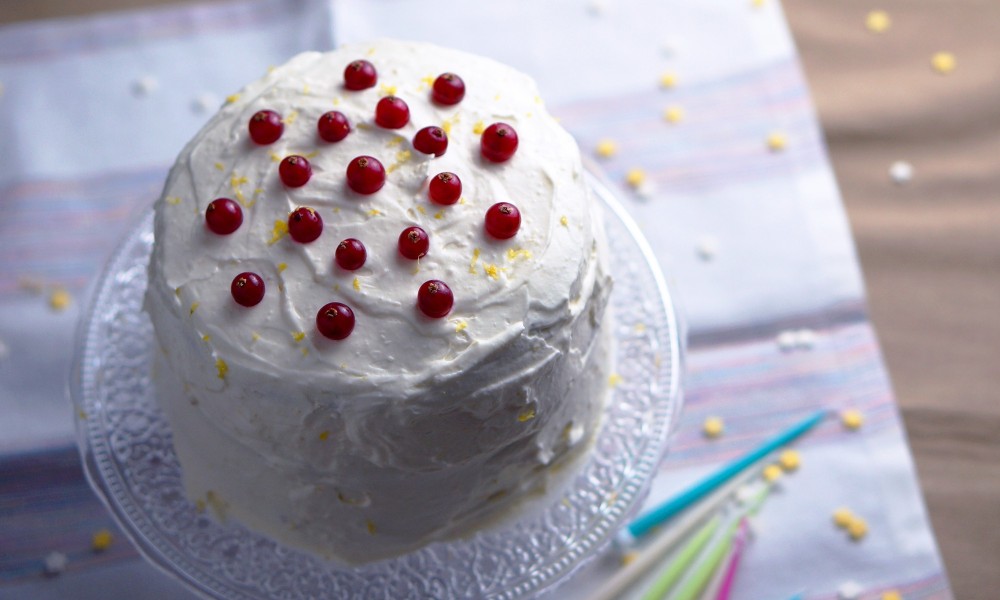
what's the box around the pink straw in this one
[713,518,751,600]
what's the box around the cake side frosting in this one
[145,39,612,562]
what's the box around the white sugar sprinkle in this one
[889,161,913,184]
[776,330,798,352]
[837,580,863,600]
[131,75,159,97]
[43,551,68,575]
[192,92,220,114]
[794,328,817,349]
[695,236,719,261]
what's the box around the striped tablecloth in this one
[0,0,952,598]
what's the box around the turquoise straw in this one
[627,409,826,539]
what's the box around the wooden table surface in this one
[3,1,996,597]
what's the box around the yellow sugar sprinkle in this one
[517,408,536,422]
[608,373,624,388]
[213,162,224,171]
[473,120,486,134]
[702,416,724,438]
[251,332,261,342]
[269,151,282,163]
[386,136,405,147]
[766,132,788,152]
[762,464,783,482]
[353,277,361,292]
[833,507,855,528]
[318,430,330,441]
[282,110,299,125]
[931,51,956,74]
[779,449,801,471]
[91,529,113,552]
[485,264,500,280]
[368,209,382,216]
[621,551,639,566]
[469,248,481,274]
[215,358,228,380]
[455,320,468,333]
[659,72,678,89]
[49,288,71,311]
[165,196,182,205]
[560,215,569,227]
[366,519,377,535]
[277,262,288,273]
[595,139,618,158]
[225,93,240,104]
[189,302,200,316]
[506,247,533,261]
[625,168,646,189]
[881,591,902,600]
[292,331,306,342]
[866,10,891,33]
[841,409,864,430]
[416,205,427,215]
[201,334,211,342]
[663,105,685,123]
[268,219,289,245]
[847,517,868,541]
[434,210,444,220]
[379,83,397,96]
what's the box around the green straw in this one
[666,519,741,600]
[639,514,722,600]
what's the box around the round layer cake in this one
[145,39,612,563]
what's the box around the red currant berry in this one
[398,226,429,259]
[335,238,367,271]
[481,122,519,163]
[279,155,312,188]
[346,155,386,195]
[412,126,448,156]
[375,96,410,129]
[343,59,377,91]
[431,73,465,105]
[288,207,323,243]
[231,272,265,307]
[248,110,283,145]
[318,111,350,142]
[428,172,462,205]
[205,198,243,235]
[417,280,454,318]
[316,302,355,340]
[485,202,521,239]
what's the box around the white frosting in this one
[145,39,612,563]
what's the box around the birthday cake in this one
[144,39,613,563]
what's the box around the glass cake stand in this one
[70,173,684,600]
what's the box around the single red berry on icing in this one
[343,59,377,90]
[428,172,462,205]
[279,155,312,188]
[413,126,448,156]
[316,302,355,340]
[481,122,519,162]
[417,280,454,318]
[485,202,521,239]
[346,155,386,195]
[318,111,351,142]
[431,73,465,105]
[288,207,323,243]
[335,238,367,271]
[398,226,429,259]
[231,272,265,307]
[248,110,283,145]
[375,96,410,129]
[205,198,243,235]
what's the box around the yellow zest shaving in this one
[762,464,783,482]
[421,75,435,86]
[251,332,261,342]
[434,210,444,220]
[779,449,801,471]
[459,197,466,204]
[174,287,182,296]
[269,220,289,245]
[455,320,468,333]
[663,105,684,123]
[368,209,382,217]
[292,331,306,343]
[485,264,500,280]
[506,248,533,261]
[841,409,864,430]
[379,83,397,96]
[517,408,536,422]
[277,262,287,273]
[366,47,376,56]
[525,112,532,118]
[49,288,71,311]
[625,168,646,189]
[319,431,330,441]
[534,95,542,105]
[866,10,891,33]
[442,119,453,135]
[301,347,309,357]
[189,302,200,315]
[595,139,618,158]
[702,416,724,438]
[78,409,88,420]
[607,373,623,388]
[659,72,677,89]
[166,196,182,205]
[206,490,228,519]
[332,97,341,106]
[304,150,319,159]
[931,51,956,74]
[269,151,282,162]
[386,136,404,147]
[473,120,486,134]
[416,205,427,215]
[766,132,787,152]
[353,277,361,292]
[560,215,569,227]
[469,248,481,274]
[91,529,113,552]
[366,520,377,535]
[213,162,224,171]
[302,84,310,94]
[751,0,765,7]
[225,93,240,104]
[621,551,639,566]
[215,358,228,380]
[266,65,276,74]
[195,499,207,513]
[386,150,412,174]
[201,334,211,342]
[282,110,299,125]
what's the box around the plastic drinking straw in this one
[638,515,723,600]
[626,409,826,541]
[666,519,741,600]
[712,519,751,600]
[588,459,767,600]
